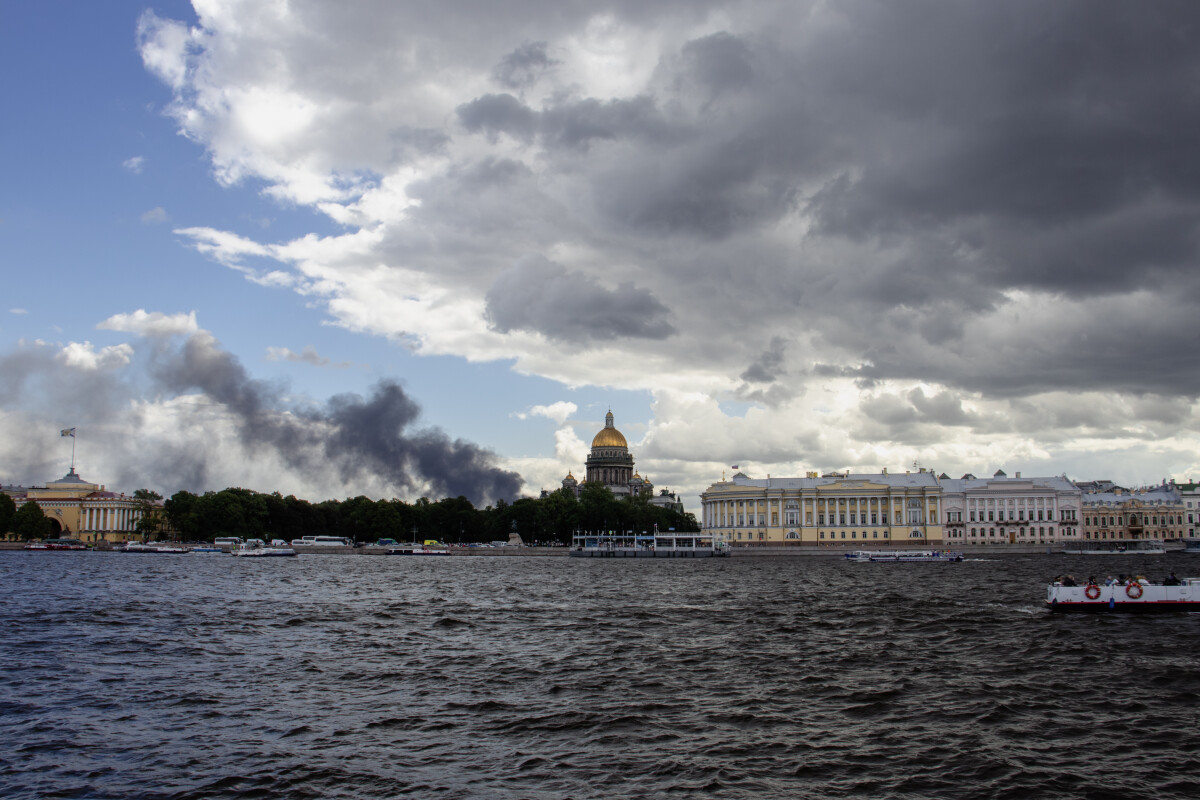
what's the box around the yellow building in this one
[3,468,156,544]
[700,469,944,546]
[1081,484,1186,542]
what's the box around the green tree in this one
[12,500,52,540]
[164,490,204,540]
[133,489,165,540]
[0,493,16,539]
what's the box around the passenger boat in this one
[569,532,730,558]
[1046,578,1200,612]
[1182,538,1200,554]
[189,546,224,553]
[24,538,89,550]
[386,542,451,555]
[1061,539,1166,555]
[231,539,297,557]
[845,549,963,562]
[118,542,190,554]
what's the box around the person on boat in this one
[1052,574,1063,585]
[1104,575,1116,586]
[1117,573,1128,585]
[1061,575,1078,586]
[1164,572,1181,586]
[1087,575,1097,585]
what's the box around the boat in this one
[1061,539,1166,555]
[1182,538,1200,554]
[1046,577,1200,612]
[569,532,730,558]
[189,546,224,553]
[231,539,297,557]
[845,549,963,562]
[24,538,89,550]
[118,542,190,554]
[386,542,451,555]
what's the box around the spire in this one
[605,410,614,429]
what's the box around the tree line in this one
[160,482,698,544]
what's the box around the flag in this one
[731,464,739,470]
[60,428,76,438]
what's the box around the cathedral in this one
[559,411,684,513]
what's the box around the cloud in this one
[132,1,1200,504]
[123,156,146,174]
[485,254,676,343]
[265,345,349,368]
[515,401,578,425]
[56,342,135,372]
[141,206,169,224]
[98,310,198,338]
[10,309,27,315]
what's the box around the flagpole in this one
[71,432,77,471]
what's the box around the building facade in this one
[2,468,158,544]
[938,471,1082,546]
[1080,484,1186,541]
[700,469,944,546]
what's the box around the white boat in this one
[386,543,451,555]
[1182,538,1200,554]
[844,549,963,562]
[1061,539,1166,555]
[569,532,730,558]
[231,539,297,557]
[1046,577,1200,612]
[118,542,190,554]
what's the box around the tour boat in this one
[386,543,451,555]
[1182,538,1200,554]
[1046,578,1200,612]
[1061,539,1166,555]
[118,542,190,554]
[24,539,88,550]
[231,539,297,557]
[844,549,963,563]
[569,532,730,558]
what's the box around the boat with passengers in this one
[569,531,730,558]
[117,541,190,554]
[845,549,963,563]
[231,539,296,557]
[1046,575,1200,612]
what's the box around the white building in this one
[938,471,1082,546]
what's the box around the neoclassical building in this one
[700,468,944,546]
[559,411,683,513]
[937,471,1082,546]
[1080,483,1186,541]
[2,467,157,544]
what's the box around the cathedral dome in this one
[591,410,628,449]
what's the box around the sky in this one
[3,1,1200,511]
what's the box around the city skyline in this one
[4,1,1200,511]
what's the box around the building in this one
[560,411,680,511]
[1080,483,1185,541]
[938,471,1082,546]
[1177,481,1200,537]
[700,468,944,546]
[2,467,158,544]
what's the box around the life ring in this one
[1085,584,1101,600]
[1126,582,1144,599]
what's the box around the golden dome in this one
[591,410,628,449]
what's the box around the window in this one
[841,531,846,539]
[839,514,846,525]
[988,511,994,521]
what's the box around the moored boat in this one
[118,542,190,554]
[569,532,730,558]
[231,539,297,557]
[1046,577,1200,612]
[386,542,451,555]
[845,549,963,562]
[1061,539,1166,555]
[1182,538,1200,554]
[24,538,89,550]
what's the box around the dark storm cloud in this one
[492,41,559,90]
[740,337,787,383]
[484,255,676,343]
[151,334,521,504]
